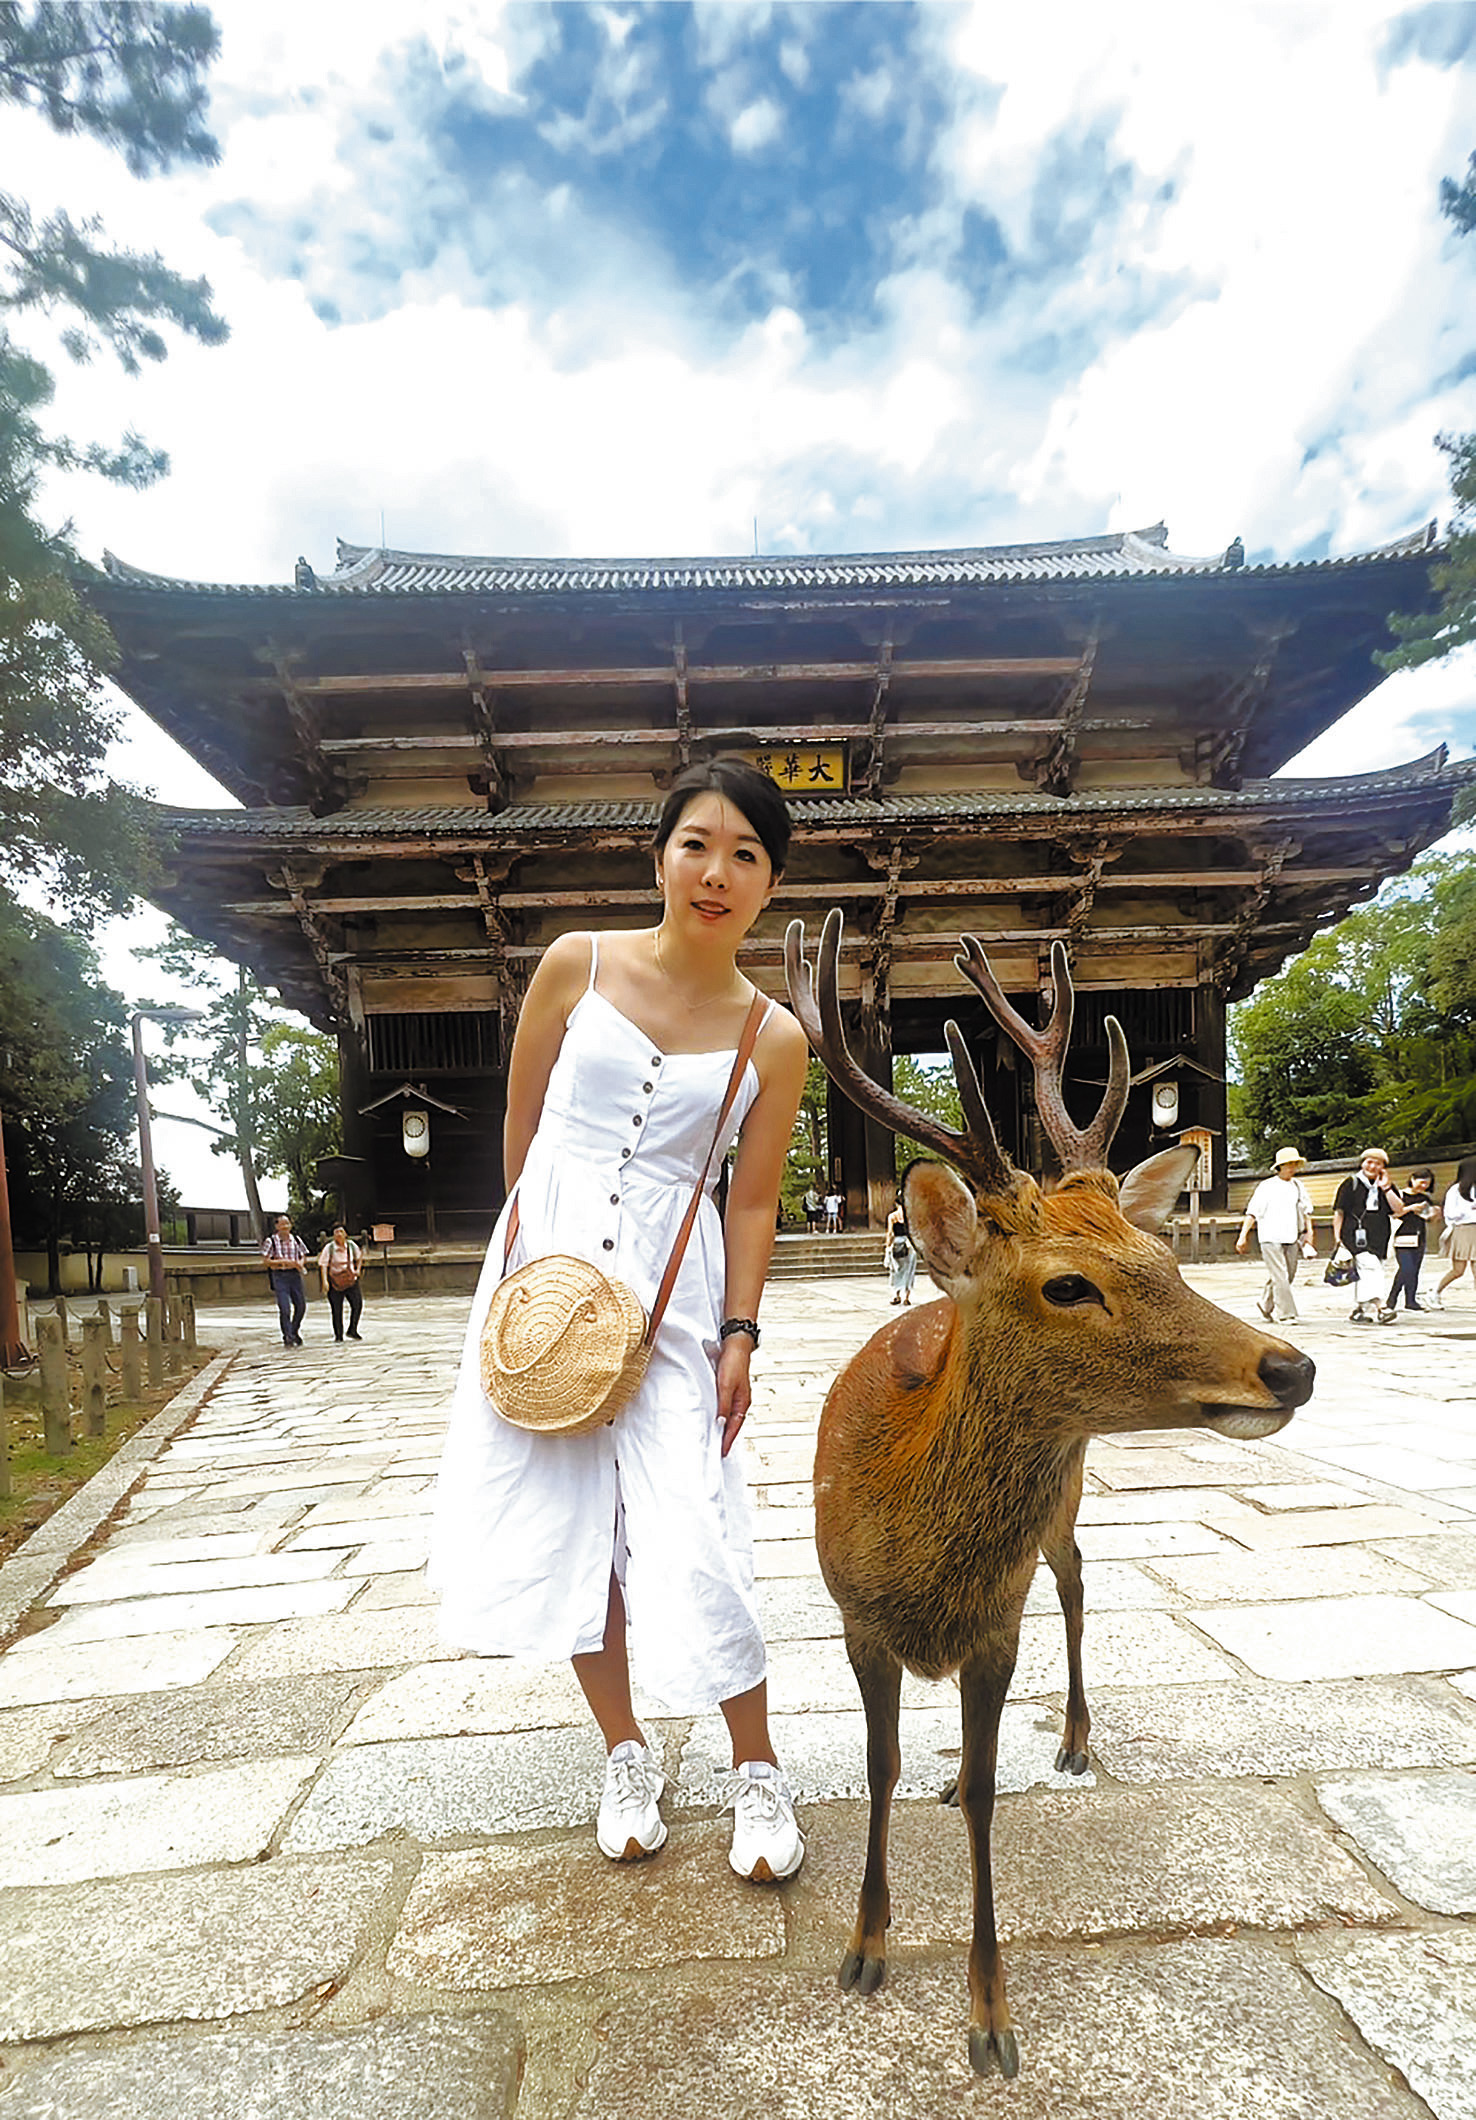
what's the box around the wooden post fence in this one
[120,1307,143,1400]
[37,1313,71,1456]
[81,1314,108,1440]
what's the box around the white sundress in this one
[429,938,773,1714]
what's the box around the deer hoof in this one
[938,1777,960,1807]
[839,1949,887,1995]
[969,2023,1020,2079]
[1055,1744,1090,1775]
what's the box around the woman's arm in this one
[715,1009,809,1456]
[502,933,590,1190]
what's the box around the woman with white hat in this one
[1236,1147,1314,1323]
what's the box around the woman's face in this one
[333,1226,347,1242]
[656,791,776,940]
[1361,1155,1388,1182]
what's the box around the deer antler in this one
[785,911,1014,1194]
[955,937,1129,1172]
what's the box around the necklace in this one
[652,928,741,1013]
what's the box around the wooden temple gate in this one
[85,523,1469,1234]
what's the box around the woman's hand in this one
[716,1334,753,1457]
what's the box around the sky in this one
[12,0,1476,1206]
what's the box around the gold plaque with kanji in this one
[745,744,848,794]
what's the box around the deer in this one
[785,910,1315,2080]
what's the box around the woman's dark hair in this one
[1409,1168,1435,1186]
[1459,1156,1476,1202]
[653,755,791,876]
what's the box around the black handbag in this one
[1323,1255,1357,1287]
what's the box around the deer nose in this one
[1258,1347,1315,1408]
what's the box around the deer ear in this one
[1117,1145,1201,1233]
[903,1161,979,1289]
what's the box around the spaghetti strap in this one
[584,932,600,992]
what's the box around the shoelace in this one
[608,1756,656,1812]
[720,1770,786,1822]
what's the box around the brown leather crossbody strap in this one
[502,992,769,1350]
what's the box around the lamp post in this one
[130,1008,205,1306]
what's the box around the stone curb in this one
[0,1348,239,1644]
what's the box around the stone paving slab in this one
[565,1940,1428,2119]
[49,1549,348,1605]
[1202,1502,1453,1550]
[786,1782,1395,1951]
[389,1825,784,1989]
[0,1629,239,1708]
[681,1700,1087,1806]
[223,1604,460,1681]
[341,1657,593,1745]
[1372,1530,1476,1585]
[284,1725,636,1852]
[1297,1929,1476,2120]
[1147,1542,1436,1602]
[34,1576,358,1646]
[0,1755,317,1886]
[0,1853,396,2039]
[0,2014,523,2120]
[1087,1676,1476,1781]
[1315,1771,1476,1914]
[1192,1592,1476,1680]
[54,1672,369,1776]
[1011,1607,1238,1689]
[0,1701,100,1782]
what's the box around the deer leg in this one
[1041,1450,1091,1775]
[958,1642,1021,2080]
[839,1625,903,1997]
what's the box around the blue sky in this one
[11,0,1476,1200]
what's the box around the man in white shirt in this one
[1236,1147,1315,1323]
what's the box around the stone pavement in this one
[0,1262,1474,2118]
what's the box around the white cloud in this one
[730,94,783,154]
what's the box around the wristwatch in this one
[719,1316,761,1348]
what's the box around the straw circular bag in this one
[480,1255,648,1434]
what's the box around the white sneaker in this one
[726,1760,804,1882]
[596,1740,667,1861]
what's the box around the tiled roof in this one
[153,749,1473,841]
[97,522,1440,600]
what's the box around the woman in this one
[1436,1156,1476,1307]
[884,1193,916,1305]
[430,758,809,1884]
[1331,1148,1403,1324]
[1385,1169,1436,1315]
[318,1223,364,1341]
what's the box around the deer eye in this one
[1041,1274,1104,1308]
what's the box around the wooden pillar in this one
[95,1298,113,1346]
[144,1295,164,1388]
[1195,981,1229,1211]
[120,1306,143,1399]
[37,1314,71,1456]
[0,1374,9,1498]
[81,1315,108,1439]
[179,1291,197,1349]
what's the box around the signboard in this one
[371,1223,395,1244]
[1178,1127,1215,1190]
[745,744,849,794]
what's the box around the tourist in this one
[261,1213,308,1346]
[1436,1157,1476,1308]
[1235,1147,1314,1323]
[318,1222,365,1341]
[430,757,809,1884]
[824,1188,843,1233]
[1385,1169,1437,1314]
[885,1193,916,1305]
[1331,1150,1404,1324]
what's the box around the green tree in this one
[251,1022,341,1231]
[1383,151,1476,673]
[0,2,226,918]
[1230,855,1476,1160]
[0,896,147,1290]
